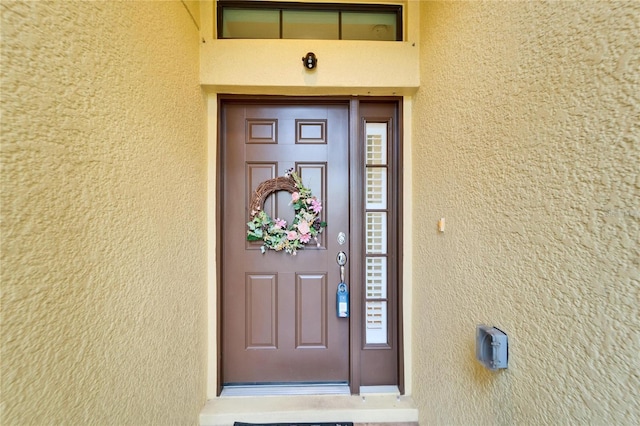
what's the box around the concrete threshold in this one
[199,394,419,426]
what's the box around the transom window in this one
[217,1,403,41]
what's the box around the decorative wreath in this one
[247,169,327,255]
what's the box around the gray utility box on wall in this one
[476,325,508,370]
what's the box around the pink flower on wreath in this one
[310,198,322,214]
[291,192,300,202]
[299,233,311,243]
[297,220,310,235]
[274,218,287,229]
[287,230,298,240]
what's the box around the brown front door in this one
[220,100,351,384]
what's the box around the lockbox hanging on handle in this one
[337,283,349,318]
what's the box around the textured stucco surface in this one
[413,1,639,425]
[3,0,639,425]
[1,2,207,425]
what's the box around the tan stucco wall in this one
[413,1,639,424]
[3,0,639,425]
[1,2,207,425]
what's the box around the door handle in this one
[337,251,347,281]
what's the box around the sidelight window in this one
[364,122,390,345]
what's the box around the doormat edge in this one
[234,423,354,426]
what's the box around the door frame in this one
[214,95,404,396]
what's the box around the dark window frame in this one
[217,0,403,41]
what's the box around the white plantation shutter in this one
[364,122,389,345]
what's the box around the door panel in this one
[221,102,350,384]
[245,274,277,349]
[295,273,327,348]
